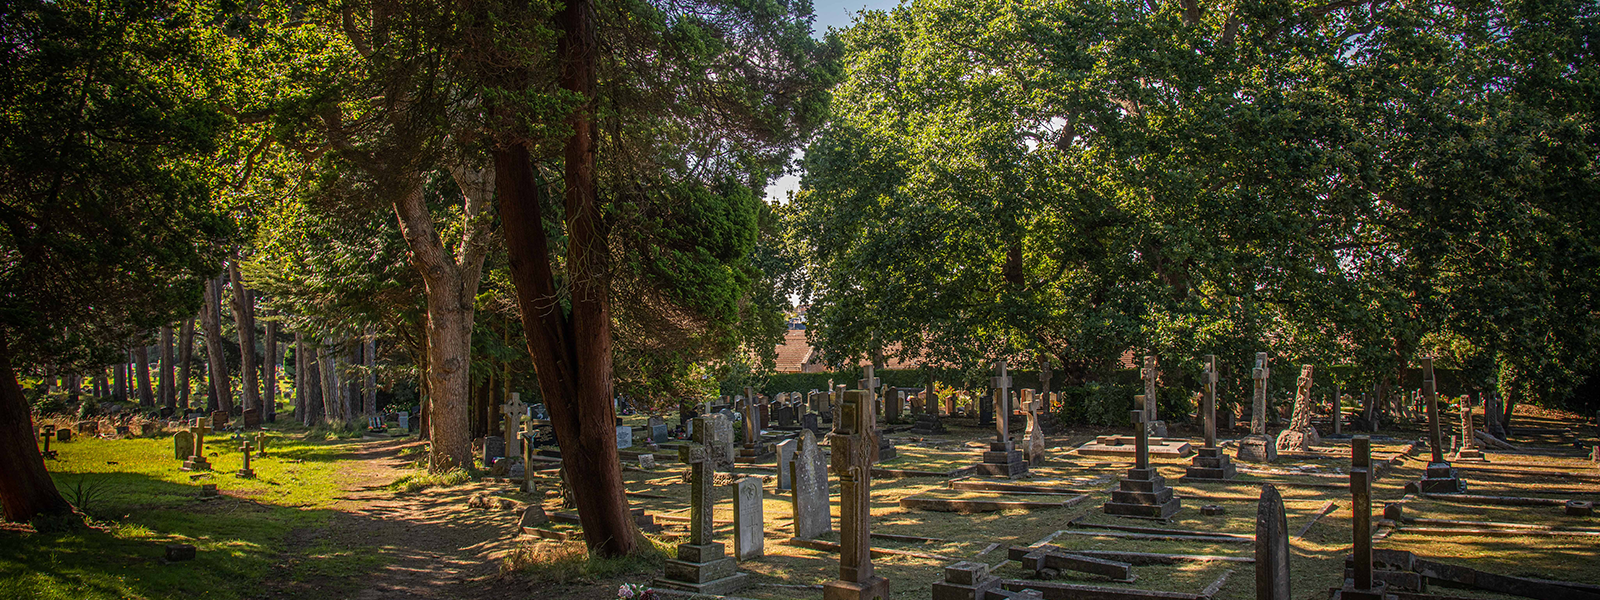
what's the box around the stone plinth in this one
[1103,466,1182,519]
[1180,446,1238,482]
[653,542,749,594]
[1236,434,1277,463]
[875,435,896,462]
[932,561,1000,600]
[975,441,1027,478]
[910,413,945,434]
[823,577,890,600]
[1418,462,1465,494]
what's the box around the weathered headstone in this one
[650,415,670,444]
[790,429,831,540]
[652,416,750,594]
[1021,389,1046,464]
[776,404,797,428]
[1237,352,1278,463]
[707,414,736,470]
[800,412,821,436]
[484,436,507,465]
[181,419,212,471]
[1183,355,1237,482]
[857,367,885,463]
[1103,408,1182,519]
[616,425,633,449]
[1454,397,1485,461]
[736,388,772,462]
[1277,365,1320,451]
[1255,484,1291,600]
[758,394,771,430]
[883,389,902,424]
[776,438,797,491]
[932,561,1003,600]
[76,420,98,435]
[397,411,410,431]
[822,390,890,600]
[211,410,229,431]
[56,428,71,442]
[173,430,194,461]
[241,408,261,430]
[1141,355,1168,437]
[502,394,527,459]
[734,477,764,561]
[1417,358,1465,493]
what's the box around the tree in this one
[0,0,233,522]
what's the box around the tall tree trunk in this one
[135,344,153,407]
[113,355,126,402]
[227,262,261,414]
[364,326,376,419]
[159,326,174,410]
[0,330,75,522]
[302,339,324,425]
[178,318,195,410]
[346,338,360,420]
[293,332,306,424]
[264,314,277,422]
[320,336,338,423]
[202,276,234,414]
[496,60,637,563]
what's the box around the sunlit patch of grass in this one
[502,534,669,583]
[388,468,471,493]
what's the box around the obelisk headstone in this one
[790,429,831,540]
[1417,358,1465,493]
[822,390,890,600]
[1236,352,1277,463]
[1141,355,1167,437]
[1254,484,1291,600]
[1183,355,1237,481]
[652,416,750,594]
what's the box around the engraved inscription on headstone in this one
[734,477,764,561]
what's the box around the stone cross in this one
[1141,355,1159,420]
[1202,355,1219,448]
[1132,406,1150,471]
[1350,436,1375,593]
[1022,389,1045,463]
[1251,352,1271,435]
[1422,358,1444,464]
[192,419,211,460]
[824,389,889,598]
[1255,484,1291,600]
[1460,397,1475,448]
[742,387,760,448]
[992,361,1013,442]
[682,416,715,546]
[238,441,255,478]
[1039,357,1053,395]
[857,367,880,421]
[39,425,54,459]
[502,393,527,459]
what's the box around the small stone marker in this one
[615,425,633,449]
[651,415,750,594]
[1201,504,1226,516]
[173,430,195,461]
[776,438,797,491]
[519,504,548,528]
[640,454,656,469]
[237,441,255,478]
[734,476,764,560]
[165,544,196,562]
[1103,408,1181,519]
[932,560,1002,600]
[254,432,269,457]
[1566,500,1593,517]
[199,483,218,498]
[76,420,98,434]
[822,389,890,600]
[397,411,410,431]
[790,429,831,540]
[484,435,507,465]
[1255,484,1291,600]
[1236,352,1278,463]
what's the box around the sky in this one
[761,0,904,204]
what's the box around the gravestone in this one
[976,361,1027,477]
[650,416,670,444]
[1276,365,1320,451]
[1454,397,1485,461]
[640,455,656,469]
[1337,436,1386,600]
[932,561,1003,600]
[758,395,771,430]
[211,410,229,431]
[734,477,764,560]
[1021,389,1046,464]
[1484,395,1506,438]
[776,438,797,491]
[484,436,507,465]
[652,416,751,594]
[1140,355,1168,437]
[254,432,270,456]
[1417,358,1465,493]
[616,425,633,449]
[502,394,527,459]
[173,430,194,461]
[883,389,902,424]
[241,408,261,430]
[776,404,797,428]
[1103,408,1181,519]
[1236,352,1278,463]
[790,429,831,540]
[1183,355,1237,482]
[237,441,256,478]
[707,414,736,470]
[181,420,212,472]
[911,411,946,434]
[397,411,410,431]
[856,368,883,463]
[822,390,890,600]
[910,390,925,417]
[56,428,71,442]
[801,412,821,436]
[736,387,772,462]
[1255,484,1291,600]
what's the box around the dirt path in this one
[275,437,530,600]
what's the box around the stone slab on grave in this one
[1007,545,1134,581]
[651,415,751,595]
[1103,409,1181,520]
[1076,436,1194,458]
[933,561,1002,600]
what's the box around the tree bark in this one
[264,314,277,421]
[158,326,174,410]
[135,343,153,407]
[364,326,376,419]
[0,330,75,522]
[227,262,261,415]
[320,336,338,423]
[178,317,195,410]
[302,337,324,425]
[202,276,234,414]
[112,355,125,402]
[346,338,361,420]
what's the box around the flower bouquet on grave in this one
[616,583,657,600]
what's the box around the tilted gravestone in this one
[790,429,831,540]
[652,416,750,594]
[1255,484,1291,600]
[822,390,889,600]
[734,477,764,561]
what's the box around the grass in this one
[503,535,670,583]
[0,429,379,600]
[387,468,471,493]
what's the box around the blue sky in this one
[762,0,904,204]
